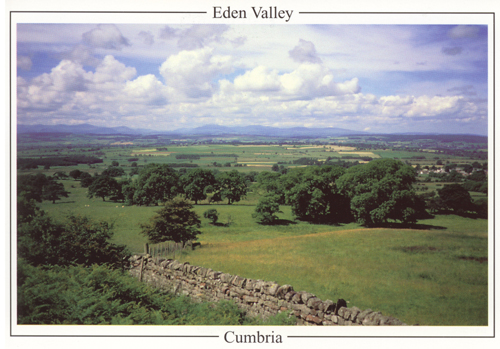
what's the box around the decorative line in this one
[10,11,207,14]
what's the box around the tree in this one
[336,159,419,225]
[42,181,70,204]
[133,164,179,206]
[102,166,125,177]
[79,172,93,188]
[87,175,119,201]
[256,171,282,197]
[203,208,219,224]
[69,169,83,180]
[180,168,217,204]
[140,198,201,244]
[52,171,68,180]
[215,170,247,205]
[252,194,282,224]
[18,213,128,268]
[280,165,350,222]
[437,184,474,213]
[18,173,69,204]
[111,160,119,167]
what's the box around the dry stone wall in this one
[128,254,406,326]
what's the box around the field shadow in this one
[371,222,447,230]
[258,219,297,226]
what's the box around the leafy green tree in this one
[102,166,126,177]
[18,213,128,268]
[252,194,282,224]
[69,169,83,180]
[111,160,120,167]
[42,181,70,204]
[79,172,93,188]
[215,170,247,205]
[203,208,219,224]
[336,159,419,225]
[133,164,179,206]
[281,165,350,222]
[87,175,119,201]
[140,198,201,244]
[437,184,474,213]
[18,173,69,204]
[468,170,487,182]
[17,196,40,224]
[18,173,48,202]
[180,168,217,204]
[52,171,68,180]
[256,171,282,197]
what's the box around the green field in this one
[37,178,489,326]
[22,138,489,326]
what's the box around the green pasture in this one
[35,178,490,326]
[20,139,489,326]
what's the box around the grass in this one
[24,141,489,326]
[39,181,488,326]
[183,222,488,326]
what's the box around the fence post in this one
[144,243,149,255]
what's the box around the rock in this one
[276,284,294,298]
[243,296,260,304]
[356,309,373,324]
[291,292,303,304]
[306,315,323,325]
[266,283,280,296]
[307,297,323,309]
[301,292,315,304]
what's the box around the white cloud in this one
[159,48,233,99]
[233,66,281,92]
[158,24,232,50]
[289,39,322,64]
[82,24,130,50]
[17,56,32,70]
[92,55,136,84]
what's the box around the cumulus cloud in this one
[233,66,281,92]
[159,48,233,99]
[62,44,100,66]
[82,24,130,50]
[17,56,32,70]
[289,39,322,64]
[158,24,233,50]
[92,55,136,84]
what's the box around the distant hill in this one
[17,123,367,138]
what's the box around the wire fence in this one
[143,241,192,263]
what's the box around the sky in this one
[16,23,489,135]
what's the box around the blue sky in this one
[16,23,489,134]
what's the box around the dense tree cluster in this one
[18,173,69,204]
[18,155,103,170]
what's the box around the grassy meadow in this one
[23,138,489,326]
[37,178,489,326]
